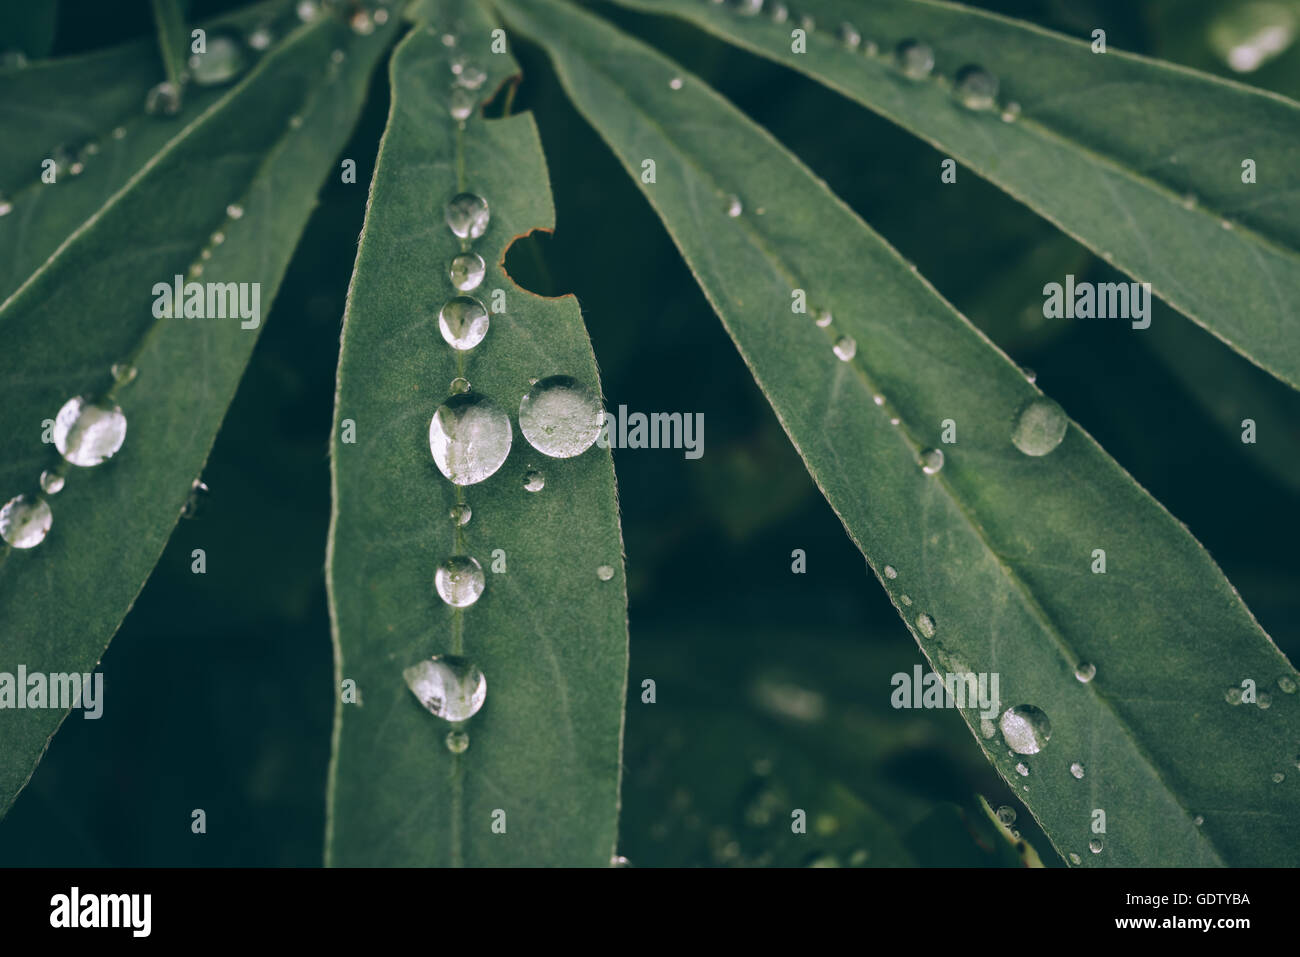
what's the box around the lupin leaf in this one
[496,0,1300,866]
[609,0,1300,390]
[0,7,398,816]
[325,0,629,866]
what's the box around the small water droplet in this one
[815,309,833,328]
[833,335,856,361]
[145,81,183,116]
[112,126,127,140]
[331,49,345,65]
[519,375,602,458]
[0,494,52,548]
[895,39,935,79]
[0,195,12,216]
[1221,218,1235,230]
[669,76,683,90]
[883,564,897,579]
[374,9,389,26]
[839,23,861,50]
[1225,686,1244,705]
[1001,704,1051,754]
[1,49,29,69]
[227,203,244,220]
[596,565,615,581]
[296,1,319,22]
[349,10,375,35]
[1278,675,1297,694]
[1272,771,1286,783]
[1015,762,1030,777]
[1087,837,1102,854]
[403,655,486,721]
[429,393,512,485]
[954,65,999,110]
[920,448,944,475]
[1069,852,1082,865]
[799,14,815,32]
[980,717,997,738]
[450,87,475,121]
[1000,101,1021,122]
[768,2,788,24]
[732,0,763,15]
[1021,366,1037,384]
[449,252,486,292]
[449,376,471,394]
[111,362,138,385]
[182,479,210,519]
[212,231,225,244]
[890,417,900,426]
[445,729,469,753]
[188,32,247,86]
[1258,692,1272,709]
[39,470,64,495]
[915,612,936,638]
[441,33,457,47]
[726,194,743,217]
[450,503,472,526]
[523,469,545,492]
[247,26,274,51]
[1070,761,1085,779]
[1011,397,1067,456]
[455,65,487,90]
[901,594,912,606]
[438,296,489,350]
[995,805,1016,827]
[445,192,490,239]
[872,394,885,406]
[435,555,486,608]
[1075,662,1096,684]
[611,854,633,867]
[1193,814,1204,826]
[53,397,127,467]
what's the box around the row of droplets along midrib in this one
[0,6,378,554]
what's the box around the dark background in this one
[2,0,1298,866]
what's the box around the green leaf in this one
[610,0,1300,390]
[497,0,1300,866]
[150,0,190,87]
[326,0,629,866]
[0,8,397,816]
[0,1,289,302]
[0,2,59,60]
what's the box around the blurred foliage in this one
[2,0,1297,865]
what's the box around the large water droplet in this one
[895,39,935,79]
[915,612,936,638]
[954,65,999,110]
[438,296,489,350]
[523,469,545,492]
[145,81,183,116]
[0,494,52,548]
[449,252,485,292]
[189,32,247,85]
[445,192,490,240]
[445,729,469,753]
[429,393,512,486]
[1011,397,1067,456]
[53,397,127,467]
[518,375,602,458]
[995,805,1016,827]
[403,655,486,721]
[435,555,485,607]
[596,565,615,581]
[1075,662,1096,683]
[920,448,944,474]
[1000,704,1051,754]
[833,335,856,361]
[39,470,64,495]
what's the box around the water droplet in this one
[449,377,471,394]
[883,564,897,579]
[980,718,997,738]
[895,39,935,79]
[1258,692,1272,710]
[111,362,138,385]
[1,49,29,69]
[1011,397,1067,456]
[915,612,936,638]
[890,417,900,427]
[188,32,247,86]
[449,503,472,526]
[1273,771,1286,783]
[1075,662,1096,684]
[227,203,244,220]
[610,855,632,867]
[403,655,486,721]
[768,3,788,24]
[182,479,210,519]
[212,230,225,244]
[39,470,64,495]
[995,805,1016,827]
[815,309,833,328]
[0,494,52,548]
[523,469,545,492]
[1278,675,1297,694]
[1000,704,1051,754]
[900,594,912,606]
[954,65,999,110]
[1193,814,1204,826]
[1000,101,1021,122]
[0,195,12,216]
[920,448,944,475]
[872,394,885,406]
[518,375,602,458]
[449,87,475,121]
[112,126,127,140]
[1070,761,1085,779]
[330,49,345,65]
[733,0,763,15]
[349,10,375,35]
[1069,852,1082,865]
[863,40,879,57]
[53,397,127,467]
[726,194,743,217]
[445,192,490,239]
[839,23,861,49]
[441,33,457,47]
[1225,686,1244,705]
[799,15,816,32]
[833,335,856,361]
[449,252,486,292]
[374,9,389,26]
[669,76,683,90]
[455,65,487,90]
[428,393,512,486]
[247,26,274,51]
[596,565,615,581]
[288,114,303,130]
[435,555,486,608]
[1015,762,1030,777]
[1021,366,1037,384]
[445,729,469,753]
[1085,838,1102,854]
[1221,218,1235,230]
[296,1,319,22]
[145,81,183,116]
[438,296,489,350]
